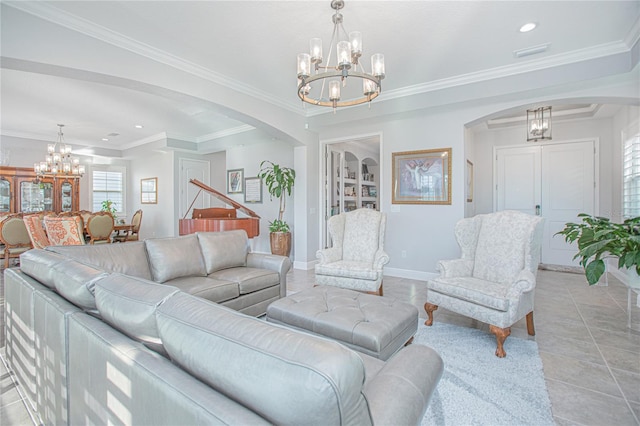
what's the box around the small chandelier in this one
[296,0,385,111]
[34,124,85,179]
[527,106,552,142]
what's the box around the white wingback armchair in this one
[425,210,544,357]
[315,209,389,295]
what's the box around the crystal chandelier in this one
[34,124,85,179]
[527,106,552,142]
[296,0,385,111]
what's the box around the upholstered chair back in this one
[87,212,115,244]
[327,209,386,264]
[455,210,544,285]
[23,214,50,249]
[44,216,85,246]
[1,214,31,247]
[131,209,143,233]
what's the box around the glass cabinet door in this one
[0,178,10,213]
[20,181,53,212]
[60,181,73,212]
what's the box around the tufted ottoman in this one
[266,286,418,360]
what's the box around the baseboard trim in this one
[383,267,437,281]
[293,259,318,271]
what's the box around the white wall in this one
[225,139,295,254]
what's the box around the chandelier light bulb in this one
[337,41,351,69]
[371,53,385,79]
[329,81,341,100]
[349,31,362,62]
[310,38,323,64]
[297,53,311,79]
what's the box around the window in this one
[623,127,640,219]
[92,168,125,215]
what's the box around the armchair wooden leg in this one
[424,303,438,326]
[489,325,511,358]
[526,311,535,336]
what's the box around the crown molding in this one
[4,1,304,116]
[196,125,256,143]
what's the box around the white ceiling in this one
[1,1,639,153]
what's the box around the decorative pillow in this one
[23,215,50,249]
[95,273,179,354]
[197,230,248,274]
[145,234,206,283]
[44,216,85,246]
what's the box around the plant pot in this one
[270,231,291,257]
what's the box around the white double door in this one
[495,139,597,266]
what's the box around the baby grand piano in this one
[179,179,260,238]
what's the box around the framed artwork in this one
[466,160,474,202]
[140,177,157,204]
[392,148,452,204]
[244,177,262,203]
[227,168,244,194]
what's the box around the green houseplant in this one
[556,214,640,285]
[101,200,117,216]
[258,160,295,256]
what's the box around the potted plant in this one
[258,160,295,256]
[101,200,117,217]
[556,213,640,285]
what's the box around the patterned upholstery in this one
[23,214,50,249]
[426,210,544,357]
[315,209,389,294]
[0,213,33,267]
[44,216,85,246]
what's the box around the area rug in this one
[414,322,554,426]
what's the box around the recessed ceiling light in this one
[520,22,537,33]
[101,138,109,141]
[134,124,144,129]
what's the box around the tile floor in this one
[2,265,640,425]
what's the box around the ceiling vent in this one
[107,132,120,137]
[513,43,550,58]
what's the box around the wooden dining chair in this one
[113,209,143,242]
[86,212,115,244]
[0,213,33,267]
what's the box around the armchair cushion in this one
[315,260,381,281]
[428,277,511,312]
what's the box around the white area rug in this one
[415,322,554,426]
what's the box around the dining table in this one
[112,223,134,241]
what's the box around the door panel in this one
[495,140,595,266]
[541,141,595,265]
[179,159,210,219]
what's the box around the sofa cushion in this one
[156,292,372,425]
[48,242,152,280]
[145,235,206,283]
[51,259,108,313]
[95,273,179,354]
[197,230,248,274]
[165,276,239,303]
[209,267,279,295]
[20,249,68,289]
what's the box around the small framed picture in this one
[244,177,262,203]
[227,169,244,194]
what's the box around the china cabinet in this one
[0,167,80,213]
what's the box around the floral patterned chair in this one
[23,214,50,249]
[425,210,544,357]
[44,216,85,246]
[315,208,389,296]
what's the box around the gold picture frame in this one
[141,177,157,204]
[392,148,452,204]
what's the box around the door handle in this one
[535,205,541,216]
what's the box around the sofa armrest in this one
[437,259,474,278]
[364,344,443,425]
[507,269,537,297]
[316,247,342,264]
[247,253,292,298]
[373,249,390,270]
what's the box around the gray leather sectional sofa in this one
[4,230,444,425]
